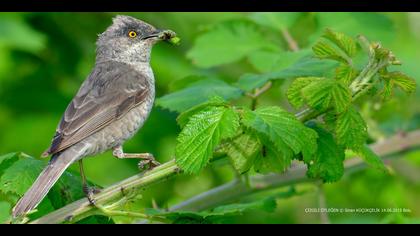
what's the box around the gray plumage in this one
[12,15,172,217]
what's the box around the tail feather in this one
[12,151,79,218]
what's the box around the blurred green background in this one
[0,12,419,223]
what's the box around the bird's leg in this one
[112,145,160,170]
[79,160,100,206]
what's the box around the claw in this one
[83,185,101,206]
[138,154,160,170]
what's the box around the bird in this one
[12,15,176,218]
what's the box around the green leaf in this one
[306,125,345,183]
[247,49,283,73]
[335,107,368,149]
[0,201,11,223]
[254,138,292,173]
[381,77,394,100]
[237,56,338,92]
[47,170,86,209]
[242,106,318,162]
[176,96,228,128]
[323,28,357,57]
[312,39,348,63]
[356,145,388,173]
[0,158,44,196]
[156,78,243,113]
[287,77,322,109]
[301,78,352,113]
[249,12,301,31]
[224,129,261,174]
[187,20,277,68]
[175,106,240,174]
[168,75,207,92]
[0,153,87,212]
[386,71,416,94]
[335,63,358,85]
[0,152,17,166]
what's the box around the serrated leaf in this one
[386,71,416,94]
[176,96,228,128]
[301,78,352,113]
[249,12,301,31]
[156,78,243,113]
[254,138,292,173]
[323,29,357,57]
[312,39,348,63]
[242,106,318,162]
[168,75,207,92]
[0,153,21,177]
[306,125,345,183]
[336,63,358,85]
[247,49,283,73]
[224,129,261,174]
[335,107,368,149]
[381,77,394,101]
[0,154,89,214]
[187,20,277,68]
[0,158,44,195]
[287,77,322,109]
[237,55,338,92]
[356,145,388,173]
[175,106,240,174]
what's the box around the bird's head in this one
[96,15,176,63]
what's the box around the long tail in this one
[12,149,80,218]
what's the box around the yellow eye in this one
[128,30,137,38]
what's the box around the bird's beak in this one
[142,29,176,41]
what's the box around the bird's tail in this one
[12,149,81,218]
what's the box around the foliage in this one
[171,27,413,182]
[0,12,419,224]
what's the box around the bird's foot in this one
[138,153,160,170]
[83,185,101,206]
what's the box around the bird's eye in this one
[128,30,137,38]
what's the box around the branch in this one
[281,28,299,52]
[30,160,180,224]
[164,129,420,213]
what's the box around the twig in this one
[281,28,300,52]
[247,81,273,110]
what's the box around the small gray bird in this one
[12,15,176,217]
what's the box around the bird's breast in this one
[81,66,155,157]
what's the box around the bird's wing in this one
[44,61,152,156]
